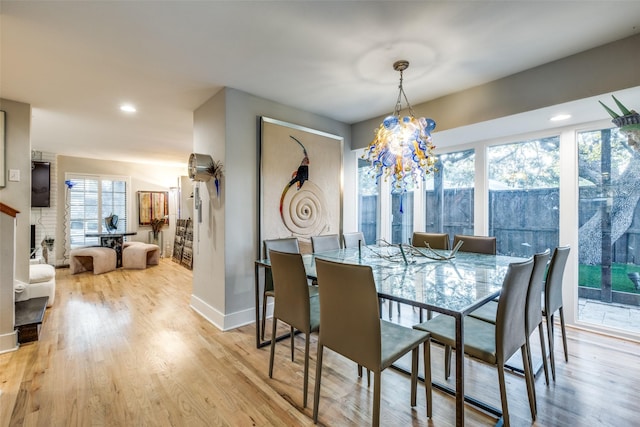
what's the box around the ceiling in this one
[2,1,640,166]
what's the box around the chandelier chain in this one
[393,68,416,117]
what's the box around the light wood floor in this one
[2,259,640,426]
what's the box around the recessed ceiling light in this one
[120,104,136,113]
[550,114,571,122]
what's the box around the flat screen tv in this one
[31,161,51,208]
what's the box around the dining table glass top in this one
[257,245,526,316]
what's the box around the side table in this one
[15,296,48,343]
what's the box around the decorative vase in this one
[148,230,163,256]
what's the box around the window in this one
[66,174,129,248]
[357,158,379,245]
[577,127,640,310]
[391,184,414,244]
[425,149,475,240]
[488,137,560,256]
[355,114,640,338]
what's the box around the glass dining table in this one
[254,244,525,426]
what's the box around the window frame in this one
[65,173,132,250]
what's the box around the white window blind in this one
[66,174,129,248]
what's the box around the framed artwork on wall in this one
[138,190,169,225]
[259,117,343,254]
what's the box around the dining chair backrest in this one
[342,232,366,249]
[269,250,312,334]
[412,232,450,250]
[453,234,496,255]
[526,249,551,336]
[263,238,300,293]
[311,234,341,253]
[495,258,534,364]
[263,237,299,259]
[315,258,381,370]
[545,245,570,315]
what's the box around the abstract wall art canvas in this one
[259,117,343,254]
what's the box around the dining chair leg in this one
[524,336,537,415]
[261,295,269,341]
[522,344,536,420]
[373,371,381,427]
[268,318,278,378]
[537,323,550,385]
[303,333,310,408]
[410,348,418,406]
[559,307,569,362]
[546,313,556,381]
[497,364,511,427]
[313,344,324,423]
[289,326,296,361]
[444,345,452,380]
[424,341,432,418]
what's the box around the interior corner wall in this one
[352,33,640,150]
[191,88,227,328]
[0,98,32,284]
[191,87,352,331]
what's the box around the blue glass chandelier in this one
[364,60,437,194]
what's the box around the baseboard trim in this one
[190,295,258,332]
[0,331,18,354]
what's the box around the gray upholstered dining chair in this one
[342,231,401,319]
[313,258,432,426]
[543,245,571,381]
[311,234,341,253]
[342,231,366,249]
[262,237,316,341]
[452,234,496,254]
[268,250,320,408]
[469,249,551,405]
[411,231,450,250]
[413,258,536,427]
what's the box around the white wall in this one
[190,88,227,327]
[0,98,31,353]
[191,87,352,331]
[0,98,32,283]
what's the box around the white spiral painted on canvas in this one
[281,180,329,237]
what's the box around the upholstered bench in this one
[122,243,160,269]
[70,247,117,275]
[15,262,56,307]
